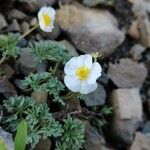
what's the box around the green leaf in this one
[14,120,27,150]
[0,138,7,150]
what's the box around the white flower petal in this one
[64,75,81,92]
[80,81,97,94]
[88,62,102,84]
[38,6,55,32]
[64,56,83,75]
[83,54,92,69]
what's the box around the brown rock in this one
[128,0,150,47]
[107,58,148,88]
[35,139,52,150]
[128,132,150,150]
[1,64,15,79]
[56,4,124,59]
[110,88,143,144]
[84,122,105,150]
[31,90,48,104]
[0,79,17,98]
[63,95,81,112]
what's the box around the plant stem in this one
[37,61,47,73]
[53,61,60,75]
[19,24,39,40]
[0,55,7,65]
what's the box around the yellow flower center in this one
[43,13,51,27]
[76,66,90,80]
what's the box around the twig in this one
[0,55,7,65]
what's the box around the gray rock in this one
[0,127,14,150]
[7,9,28,21]
[0,79,17,98]
[83,0,114,7]
[7,19,21,32]
[0,13,7,30]
[30,17,38,27]
[142,121,150,135]
[59,40,78,56]
[56,4,125,59]
[21,21,30,33]
[107,58,148,88]
[128,132,150,150]
[18,48,38,75]
[129,44,145,61]
[0,106,3,122]
[98,72,110,85]
[84,83,106,106]
[84,122,112,150]
[35,139,52,150]
[110,88,143,144]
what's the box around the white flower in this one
[64,54,102,94]
[38,6,55,32]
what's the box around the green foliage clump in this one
[21,72,65,105]
[56,116,85,150]
[2,96,63,148]
[44,75,65,105]
[29,40,70,64]
[21,72,50,91]
[0,33,19,58]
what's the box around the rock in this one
[84,83,106,106]
[39,22,61,40]
[21,21,30,33]
[83,0,114,7]
[18,0,56,13]
[129,44,145,61]
[60,0,73,5]
[107,58,148,88]
[30,17,38,27]
[0,13,7,30]
[0,79,17,98]
[1,64,15,79]
[31,90,48,103]
[128,132,150,150]
[128,20,140,39]
[84,122,111,150]
[63,95,81,112]
[59,40,78,56]
[18,48,38,75]
[110,88,143,144]
[0,127,14,150]
[7,19,21,32]
[148,99,150,114]
[56,4,125,59]
[7,9,28,21]
[98,72,110,85]
[35,139,52,150]
[142,121,150,135]
[0,106,3,122]
[128,0,150,47]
